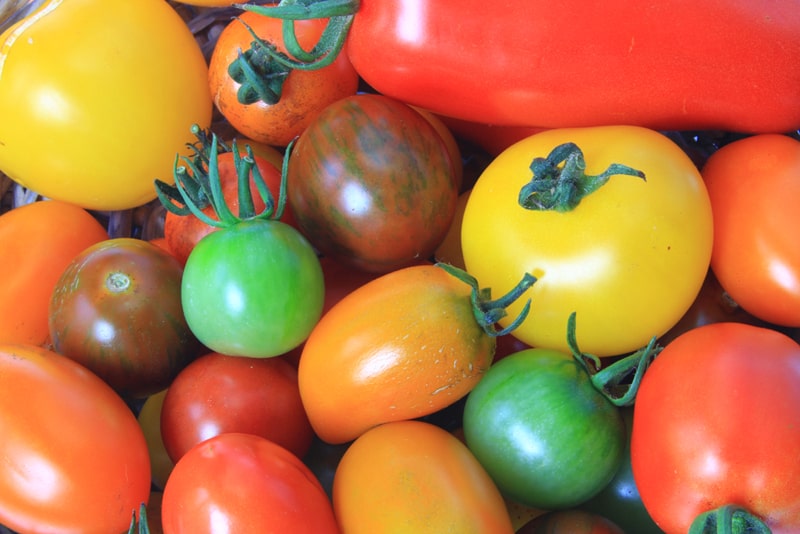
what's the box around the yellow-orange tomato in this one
[208,10,360,146]
[0,200,109,346]
[332,420,515,534]
[298,263,497,444]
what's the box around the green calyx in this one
[233,0,358,76]
[436,263,536,338]
[228,32,291,105]
[566,312,660,407]
[127,503,150,534]
[518,142,646,212]
[688,504,772,534]
[154,124,287,228]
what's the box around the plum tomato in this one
[49,237,200,398]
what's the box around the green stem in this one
[566,312,660,406]
[688,505,772,534]
[228,41,290,105]
[518,142,645,212]
[436,263,536,337]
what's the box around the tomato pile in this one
[1,1,800,533]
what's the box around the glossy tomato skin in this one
[181,219,324,358]
[161,432,339,534]
[287,93,458,273]
[332,420,515,534]
[137,389,174,490]
[701,134,800,327]
[49,238,200,398]
[462,125,713,357]
[0,344,151,534]
[631,322,800,534]
[298,263,495,444]
[0,200,108,346]
[160,352,314,463]
[462,348,625,510]
[209,10,359,147]
[0,0,212,210]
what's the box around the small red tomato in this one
[161,352,314,462]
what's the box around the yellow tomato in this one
[332,420,515,534]
[0,0,212,210]
[461,126,713,357]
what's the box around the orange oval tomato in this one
[0,200,109,346]
[701,133,800,327]
[333,420,515,533]
[208,9,360,146]
[0,344,151,533]
[298,263,496,444]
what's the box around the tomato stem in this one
[126,503,150,534]
[227,35,291,105]
[518,142,645,212]
[688,504,772,534]
[154,125,286,227]
[234,0,357,77]
[566,312,661,406]
[436,263,537,337]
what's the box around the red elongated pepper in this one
[242,0,800,133]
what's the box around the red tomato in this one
[286,93,458,273]
[332,420,515,533]
[208,9,359,147]
[701,134,800,327]
[0,344,151,534]
[0,200,108,346]
[631,322,800,534]
[160,352,314,463]
[49,238,200,398]
[161,432,339,534]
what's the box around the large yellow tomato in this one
[0,0,212,210]
[461,126,713,357]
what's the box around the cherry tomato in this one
[517,509,625,534]
[137,389,174,491]
[160,352,314,463]
[701,133,800,327]
[0,0,212,210]
[332,420,515,533]
[0,344,151,533]
[286,93,458,273]
[161,432,339,534]
[49,238,200,398]
[208,9,359,147]
[631,322,800,534]
[0,200,108,346]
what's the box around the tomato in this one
[579,408,664,534]
[517,509,625,534]
[0,200,108,346]
[160,134,295,266]
[49,237,200,398]
[299,263,534,444]
[461,126,713,357]
[286,93,458,273]
[0,344,151,534]
[462,347,626,510]
[0,0,212,210]
[411,105,464,191]
[433,189,472,270]
[161,432,339,534]
[631,322,800,534]
[160,352,314,463]
[701,133,800,327]
[208,9,359,147]
[332,420,515,533]
[137,389,174,491]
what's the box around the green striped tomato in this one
[285,93,458,273]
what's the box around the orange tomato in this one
[0,200,109,346]
[298,263,498,444]
[208,10,360,146]
[332,420,515,533]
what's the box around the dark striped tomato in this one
[286,93,458,273]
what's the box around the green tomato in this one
[462,348,625,510]
[181,219,324,358]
